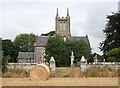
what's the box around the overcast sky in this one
[0,0,119,55]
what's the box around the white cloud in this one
[0,1,118,55]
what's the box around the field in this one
[2,78,118,86]
[2,66,119,86]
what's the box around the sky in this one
[0,0,119,55]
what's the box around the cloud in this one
[0,1,118,54]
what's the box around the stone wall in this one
[34,47,45,64]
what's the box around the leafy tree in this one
[1,52,7,73]
[100,12,120,58]
[108,48,120,62]
[2,39,17,62]
[45,35,91,67]
[14,33,37,52]
[41,31,55,36]
[45,35,68,66]
[65,40,91,62]
[2,39,13,56]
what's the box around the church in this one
[17,8,90,63]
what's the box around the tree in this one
[45,35,91,67]
[45,35,67,66]
[65,40,91,62]
[100,12,120,57]
[107,48,120,62]
[14,33,37,52]
[2,39,17,62]
[41,31,55,36]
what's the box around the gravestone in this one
[80,56,87,71]
[70,51,74,67]
[94,54,98,64]
[49,56,56,71]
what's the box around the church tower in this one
[55,8,71,38]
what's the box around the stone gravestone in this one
[103,59,105,65]
[80,56,87,71]
[70,51,74,67]
[49,56,56,71]
[93,54,98,65]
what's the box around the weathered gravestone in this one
[80,56,87,71]
[93,54,98,64]
[70,51,74,67]
[49,56,56,71]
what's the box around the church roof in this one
[35,35,90,48]
[35,36,49,47]
[70,35,90,47]
[17,52,34,59]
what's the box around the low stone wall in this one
[7,62,120,71]
[7,63,38,71]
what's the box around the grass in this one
[2,65,118,78]
[2,68,29,78]
[51,65,118,78]
[82,65,118,77]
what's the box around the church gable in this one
[35,36,49,47]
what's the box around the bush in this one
[108,48,120,62]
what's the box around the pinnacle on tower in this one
[56,8,59,17]
[67,8,69,16]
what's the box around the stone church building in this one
[17,8,90,63]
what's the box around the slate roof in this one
[17,52,34,59]
[35,35,90,48]
[70,35,90,47]
[34,36,49,47]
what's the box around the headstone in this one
[49,56,56,71]
[80,56,87,71]
[94,54,98,64]
[103,59,105,62]
[103,59,105,65]
[70,51,74,67]
[64,37,66,42]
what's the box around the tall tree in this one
[100,12,120,58]
[14,33,37,52]
[2,39,17,62]
[45,35,91,67]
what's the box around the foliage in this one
[107,48,120,62]
[2,56,7,73]
[2,33,37,63]
[2,39,17,62]
[41,31,55,36]
[45,35,91,67]
[100,12,120,58]
[92,53,104,62]
[14,33,37,52]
